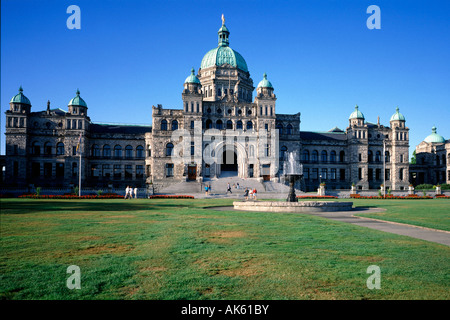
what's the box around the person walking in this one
[249,188,253,200]
[227,183,232,194]
[253,188,257,200]
[205,185,209,196]
[125,186,129,199]
[134,187,138,199]
[244,188,249,200]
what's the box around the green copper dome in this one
[10,86,31,105]
[200,18,248,73]
[68,89,87,107]
[185,68,201,84]
[257,73,273,89]
[349,105,365,120]
[390,107,405,121]
[424,126,445,143]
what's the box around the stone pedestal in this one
[436,186,442,195]
[350,185,357,195]
[408,186,415,195]
[318,185,326,196]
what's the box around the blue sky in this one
[2,0,449,158]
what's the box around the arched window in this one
[286,124,293,135]
[125,145,133,159]
[161,119,168,131]
[340,151,345,163]
[368,150,373,163]
[226,120,233,129]
[280,146,288,159]
[114,145,122,158]
[91,144,100,157]
[136,145,144,158]
[147,145,152,157]
[171,120,178,131]
[206,119,213,129]
[236,120,243,130]
[44,142,52,155]
[375,151,381,162]
[216,120,223,130]
[247,121,253,130]
[312,150,319,163]
[103,145,111,157]
[32,142,41,155]
[330,151,337,163]
[276,123,283,135]
[166,143,174,156]
[302,150,309,162]
[321,150,327,162]
[56,142,65,155]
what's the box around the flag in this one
[76,133,82,153]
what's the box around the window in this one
[330,151,336,163]
[368,168,373,181]
[311,168,318,180]
[339,151,345,163]
[32,162,40,177]
[102,164,111,178]
[136,145,144,158]
[400,154,403,163]
[368,150,373,163]
[125,165,132,179]
[166,164,174,177]
[276,123,283,135]
[216,120,223,130]
[172,120,178,131]
[376,168,381,181]
[358,168,362,180]
[206,119,213,129]
[385,151,390,163]
[247,121,253,130]
[92,144,100,157]
[385,169,390,181]
[91,164,99,178]
[286,124,293,135]
[44,142,52,155]
[114,145,122,158]
[114,165,122,179]
[321,151,327,163]
[280,146,288,159]
[103,145,111,158]
[330,168,336,180]
[136,165,144,179]
[32,142,41,155]
[236,121,243,130]
[56,142,65,155]
[166,143,174,156]
[311,151,319,163]
[303,168,309,180]
[161,119,168,131]
[340,169,346,181]
[359,153,362,162]
[265,144,270,157]
[72,163,78,177]
[13,161,19,177]
[265,123,269,131]
[321,168,327,180]
[302,150,309,162]
[191,141,195,156]
[375,151,381,162]
[399,168,404,181]
[125,145,133,159]
[226,120,233,129]
[190,121,194,129]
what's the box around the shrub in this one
[415,184,434,190]
[97,190,103,196]
[35,187,41,196]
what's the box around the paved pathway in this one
[210,206,450,247]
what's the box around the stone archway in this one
[213,141,247,178]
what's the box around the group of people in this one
[124,186,138,199]
[244,188,257,200]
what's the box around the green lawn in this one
[0,198,449,300]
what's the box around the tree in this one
[410,150,417,164]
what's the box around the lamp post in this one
[383,139,386,199]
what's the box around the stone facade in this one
[3,18,414,191]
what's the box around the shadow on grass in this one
[0,200,190,214]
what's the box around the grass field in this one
[0,198,449,300]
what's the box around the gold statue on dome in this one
[222,14,225,25]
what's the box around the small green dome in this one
[185,68,201,84]
[68,89,87,107]
[201,46,248,72]
[349,105,364,120]
[10,86,31,105]
[257,73,273,89]
[390,107,405,121]
[424,126,445,143]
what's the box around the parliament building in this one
[5,17,445,192]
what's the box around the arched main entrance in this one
[221,149,238,177]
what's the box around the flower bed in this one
[148,195,194,199]
[18,194,123,199]
[435,195,450,199]
[296,195,338,199]
[350,194,433,199]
